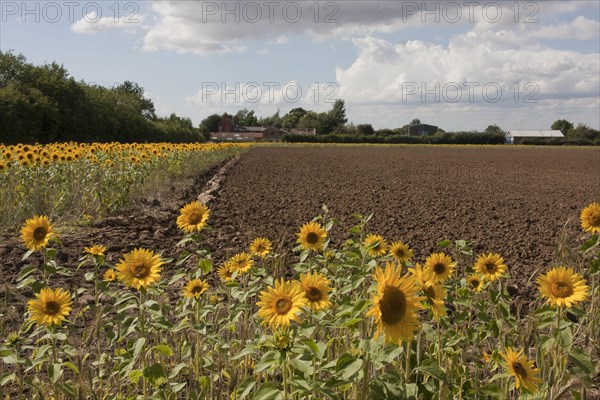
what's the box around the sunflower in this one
[85,245,106,257]
[297,221,327,252]
[116,248,163,289]
[228,252,254,274]
[580,202,600,234]
[474,253,506,281]
[409,263,446,320]
[250,237,272,257]
[176,201,210,233]
[537,266,588,308]
[424,252,455,283]
[500,347,541,394]
[299,272,332,311]
[28,288,72,327]
[389,241,413,263]
[103,269,118,282]
[183,279,209,300]
[408,263,435,287]
[363,234,388,257]
[20,215,55,251]
[466,275,484,292]
[366,262,425,344]
[217,262,234,283]
[257,279,307,328]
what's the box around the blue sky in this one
[1,1,599,131]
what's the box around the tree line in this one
[0,52,202,144]
[2,52,598,145]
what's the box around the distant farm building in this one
[506,130,564,144]
[210,114,285,142]
[409,123,438,136]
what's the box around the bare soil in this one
[1,146,599,331]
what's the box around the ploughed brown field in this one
[1,145,599,325]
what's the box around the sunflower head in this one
[176,201,210,233]
[390,241,413,263]
[537,266,588,308]
[250,237,272,257]
[408,263,435,287]
[580,202,600,234]
[183,279,210,300]
[500,347,541,394]
[28,288,72,327]
[475,253,507,281]
[366,262,425,344]
[466,275,484,292]
[363,234,388,257]
[103,269,118,282]
[297,221,327,252]
[20,215,55,251]
[228,252,254,274]
[409,264,446,319]
[116,248,163,289]
[217,262,235,283]
[85,245,107,257]
[256,279,308,328]
[299,272,332,311]
[424,252,456,283]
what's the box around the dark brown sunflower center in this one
[255,244,265,252]
[132,263,149,279]
[424,285,436,300]
[379,286,406,325]
[33,227,48,241]
[188,212,203,225]
[192,285,204,294]
[550,282,573,298]
[306,287,322,302]
[485,263,497,272]
[394,249,405,258]
[306,232,320,245]
[589,212,600,227]
[433,263,446,274]
[43,301,60,315]
[469,278,480,288]
[275,298,293,314]
[512,362,528,378]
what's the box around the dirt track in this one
[1,145,599,327]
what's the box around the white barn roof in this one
[507,130,564,138]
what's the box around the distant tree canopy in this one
[198,114,222,137]
[551,119,574,135]
[234,109,258,127]
[568,123,600,141]
[356,124,375,135]
[485,124,505,135]
[0,52,202,144]
[550,119,599,142]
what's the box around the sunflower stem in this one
[359,352,371,399]
[404,341,411,383]
[282,351,289,400]
[549,307,563,399]
[139,289,147,397]
[14,342,24,400]
[437,321,444,400]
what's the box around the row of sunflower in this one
[2,202,599,399]
[0,141,249,227]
